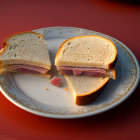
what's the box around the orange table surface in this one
[0,0,140,140]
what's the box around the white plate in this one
[0,27,139,119]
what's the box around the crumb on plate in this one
[65,87,68,91]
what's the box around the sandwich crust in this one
[75,78,109,105]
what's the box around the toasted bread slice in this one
[55,35,117,69]
[64,75,110,105]
[0,31,51,70]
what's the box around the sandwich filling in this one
[4,64,49,74]
[57,66,106,77]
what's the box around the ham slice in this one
[60,70,73,75]
[7,64,48,74]
[83,71,104,77]
[57,66,106,77]
[50,76,62,87]
[73,70,82,76]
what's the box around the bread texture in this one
[0,31,51,70]
[64,75,110,105]
[55,35,117,69]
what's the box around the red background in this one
[0,0,140,140]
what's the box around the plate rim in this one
[0,26,139,119]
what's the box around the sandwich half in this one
[55,35,117,79]
[55,35,117,105]
[0,31,51,76]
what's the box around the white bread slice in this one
[64,75,110,105]
[0,31,51,70]
[55,35,117,69]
